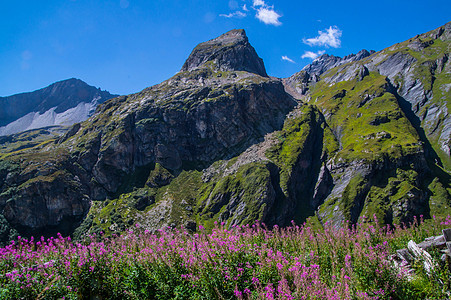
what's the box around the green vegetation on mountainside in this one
[80,159,277,235]
[371,33,451,170]
[196,162,274,228]
[266,105,328,194]
[0,127,67,159]
[360,169,426,224]
[77,66,451,235]
[2,24,451,243]
[310,72,422,163]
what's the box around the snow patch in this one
[0,97,101,136]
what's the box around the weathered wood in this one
[447,242,451,256]
[443,229,451,255]
[443,228,451,241]
[408,240,435,274]
[396,248,414,262]
[392,232,451,280]
[417,235,446,250]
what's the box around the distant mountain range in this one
[0,22,450,244]
[0,78,117,136]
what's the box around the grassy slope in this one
[2,25,450,242]
[310,72,421,163]
[307,66,451,223]
[373,32,451,170]
[78,68,451,234]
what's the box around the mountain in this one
[181,29,268,77]
[0,78,117,136]
[0,23,450,243]
[283,50,375,98]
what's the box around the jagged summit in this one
[283,49,375,99]
[302,49,375,76]
[181,29,268,77]
[0,22,450,245]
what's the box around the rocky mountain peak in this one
[209,28,247,44]
[0,22,450,246]
[422,21,451,41]
[283,49,375,99]
[302,49,375,76]
[0,78,116,134]
[181,29,268,77]
[343,49,376,61]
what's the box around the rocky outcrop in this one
[196,105,327,227]
[67,73,296,198]
[0,23,450,241]
[181,29,268,77]
[302,49,375,76]
[2,171,89,236]
[286,47,442,226]
[0,78,116,135]
[0,29,296,239]
[283,49,375,99]
[361,22,451,168]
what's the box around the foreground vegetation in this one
[0,216,450,299]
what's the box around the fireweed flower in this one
[0,215,449,298]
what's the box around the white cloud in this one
[253,0,266,7]
[282,56,296,63]
[220,11,247,18]
[220,0,282,26]
[255,7,281,26]
[301,50,326,60]
[303,26,342,48]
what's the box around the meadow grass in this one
[0,215,450,299]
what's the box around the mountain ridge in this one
[0,23,450,243]
[0,78,117,136]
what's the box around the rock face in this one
[0,29,296,241]
[0,23,450,243]
[0,79,116,136]
[181,29,268,77]
[302,50,375,77]
[363,22,451,167]
[283,50,375,99]
[301,22,451,226]
[70,74,295,197]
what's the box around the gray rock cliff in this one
[0,23,450,241]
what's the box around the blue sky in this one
[1,0,450,96]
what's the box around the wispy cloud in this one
[301,50,326,60]
[255,7,281,26]
[303,26,342,48]
[253,0,266,7]
[220,0,282,26]
[282,56,296,63]
[219,11,247,18]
